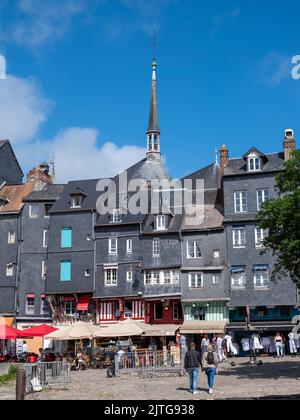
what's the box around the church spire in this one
[147,26,161,160]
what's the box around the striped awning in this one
[180,321,228,335]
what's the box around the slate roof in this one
[181,205,224,232]
[0,139,24,179]
[223,152,285,177]
[0,140,8,149]
[23,184,66,202]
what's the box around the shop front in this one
[144,298,183,325]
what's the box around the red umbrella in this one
[0,325,21,339]
[18,324,58,338]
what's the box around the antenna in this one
[153,24,157,62]
[50,152,56,184]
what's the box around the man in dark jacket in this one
[184,343,202,394]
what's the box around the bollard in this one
[16,368,26,401]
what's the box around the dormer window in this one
[112,209,122,223]
[248,156,261,172]
[155,215,167,231]
[0,196,9,209]
[71,194,83,209]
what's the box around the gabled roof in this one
[223,152,285,177]
[0,139,24,177]
[242,147,267,160]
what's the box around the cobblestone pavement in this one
[1,357,300,400]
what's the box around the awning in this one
[142,324,180,337]
[76,295,90,311]
[18,324,58,338]
[27,294,35,299]
[41,294,46,299]
[180,321,228,335]
[227,322,296,332]
[253,265,269,271]
[230,266,246,273]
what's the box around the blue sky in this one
[0,0,299,182]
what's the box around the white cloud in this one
[0,74,145,183]
[1,0,92,49]
[260,51,292,87]
[210,8,240,36]
[0,75,50,143]
[16,128,145,183]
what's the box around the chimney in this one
[284,129,296,161]
[27,162,53,191]
[220,145,229,175]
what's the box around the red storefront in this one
[144,298,183,325]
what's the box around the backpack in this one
[207,351,215,365]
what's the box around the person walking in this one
[201,335,210,358]
[288,332,297,355]
[275,332,284,358]
[217,335,227,363]
[202,345,219,395]
[184,343,202,395]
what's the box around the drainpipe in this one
[15,211,22,326]
[179,230,184,322]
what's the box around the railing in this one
[114,350,185,379]
[24,362,71,394]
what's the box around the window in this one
[257,307,268,317]
[109,238,118,255]
[6,263,14,277]
[188,273,203,289]
[87,234,92,241]
[105,268,118,286]
[43,229,49,248]
[155,303,163,320]
[212,274,220,285]
[40,296,49,315]
[44,204,52,217]
[8,231,16,244]
[60,261,72,282]
[26,296,35,315]
[255,227,268,248]
[127,271,133,282]
[29,204,39,219]
[248,157,261,172]
[233,227,246,248]
[124,302,133,319]
[85,269,90,277]
[231,269,246,289]
[41,260,47,279]
[61,228,72,248]
[257,189,270,211]
[191,304,206,321]
[144,270,180,286]
[187,241,202,259]
[71,194,83,208]
[213,250,220,259]
[254,267,269,289]
[152,238,160,257]
[155,215,167,231]
[280,306,291,317]
[234,191,248,213]
[112,209,122,223]
[173,303,179,320]
[64,300,76,316]
[126,239,133,254]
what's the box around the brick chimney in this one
[27,162,53,191]
[220,145,229,175]
[283,129,296,161]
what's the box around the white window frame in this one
[126,271,133,282]
[156,215,167,231]
[234,191,248,213]
[85,269,91,277]
[43,229,48,248]
[104,268,118,286]
[8,231,16,244]
[188,273,203,289]
[257,189,270,211]
[108,238,118,255]
[248,157,261,172]
[64,300,76,316]
[112,209,122,223]
[144,270,180,286]
[233,227,246,248]
[231,272,246,289]
[6,263,14,277]
[173,303,179,320]
[255,227,268,248]
[152,238,160,257]
[126,239,133,254]
[212,274,220,285]
[71,195,83,209]
[41,260,47,279]
[254,269,269,289]
[26,297,35,315]
[187,241,202,259]
[213,249,220,259]
[40,297,49,315]
[29,204,39,219]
